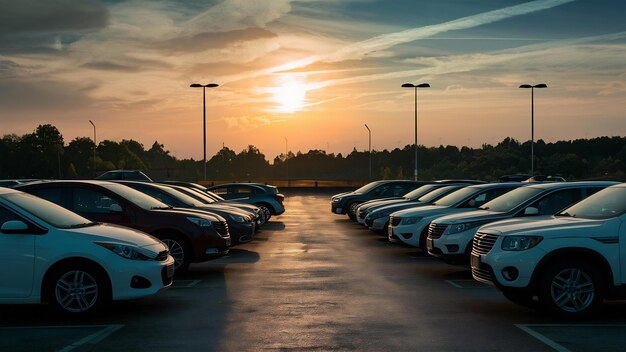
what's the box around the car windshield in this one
[157,186,205,207]
[354,181,385,194]
[102,183,171,210]
[417,186,460,203]
[432,186,478,206]
[559,186,626,219]
[4,192,94,228]
[404,184,439,199]
[479,186,544,213]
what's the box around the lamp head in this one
[534,83,547,88]
[190,83,202,87]
[416,83,430,88]
[519,84,532,89]
[401,83,415,88]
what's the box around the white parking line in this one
[445,279,490,288]
[515,324,572,352]
[58,324,124,352]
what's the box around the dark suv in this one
[17,180,230,272]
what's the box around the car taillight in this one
[275,194,285,204]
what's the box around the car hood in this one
[157,208,224,222]
[69,223,167,251]
[432,209,506,224]
[361,198,408,211]
[391,204,458,218]
[479,216,617,238]
[332,191,353,199]
[371,201,429,215]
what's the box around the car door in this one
[0,205,35,299]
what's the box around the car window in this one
[211,187,229,196]
[28,188,63,205]
[560,186,626,219]
[0,205,20,225]
[73,188,121,214]
[529,188,581,215]
[235,187,253,195]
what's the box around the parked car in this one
[206,183,285,220]
[0,187,175,314]
[355,180,485,225]
[471,183,626,317]
[0,179,40,188]
[162,183,267,225]
[388,183,522,249]
[116,181,256,244]
[95,170,153,182]
[331,180,426,220]
[426,181,618,264]
[16,180,231,272]
[364,184,470,234]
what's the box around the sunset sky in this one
[1,0,625,161]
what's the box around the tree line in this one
[1,124,624,182]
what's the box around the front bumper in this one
[427,228,476,261]
[109,255,175,301]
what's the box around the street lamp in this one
[285,137,289,183]
[190,83,219,181]
[89,120,96,174]
[364,124,371,180]
[401,82,430,180]
[519,83,547,177]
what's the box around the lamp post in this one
[190,83,219,181]
[401,82,430,180]
[364,124,371,180]
[285,137,289,183]
[519,83,547,177]
[89,120,96,174]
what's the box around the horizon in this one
[1,0,625,161]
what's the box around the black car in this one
[16,180,230,272]
[115,181,257,245]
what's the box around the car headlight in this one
[501,236,543,251]
[96,242,152,261]
[332,197,342,203]
[229,214,246,223]
[187,217,214,228]
[402,217,422,225]
[447,221,485,235]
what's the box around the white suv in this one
[471,183,626,317]
[426,182,617,264]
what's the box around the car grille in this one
[428,223,448,239]
[472,232,499,255]
[390,216,401,227]
[155,250,170,261]
[471,263,494,284]
[214,220,229,238]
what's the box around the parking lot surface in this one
[1,189,625,351]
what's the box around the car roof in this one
[0,187,21,196]
[523,181,619,190]
[468,182,523,189]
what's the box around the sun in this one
[269,77,308,113]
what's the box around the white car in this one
[389,183,521,248]
[471,183,626,317]
[0,188,175,314]
[426,182,618,264]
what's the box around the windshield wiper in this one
[557,212,572,217]
[479,206,490,210]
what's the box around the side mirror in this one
[1,220,29,234]
[524,207,539,216]
[110,203,123,213]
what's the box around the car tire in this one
[255,204,273,221]
[161,234,191,273]
[538,259,604,317]
[502,289,538,309]
[48,263,109,315]
[348,203,359,221]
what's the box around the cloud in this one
[161,27,277,53]
[0,0,109,35]
[223,115,276,129]
[184,0,291,35]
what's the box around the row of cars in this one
[0,179,285,315]
[332,179,626,317]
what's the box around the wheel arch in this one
[151,228,194,261]
[41,257,112,303]
[530,247,614,293]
